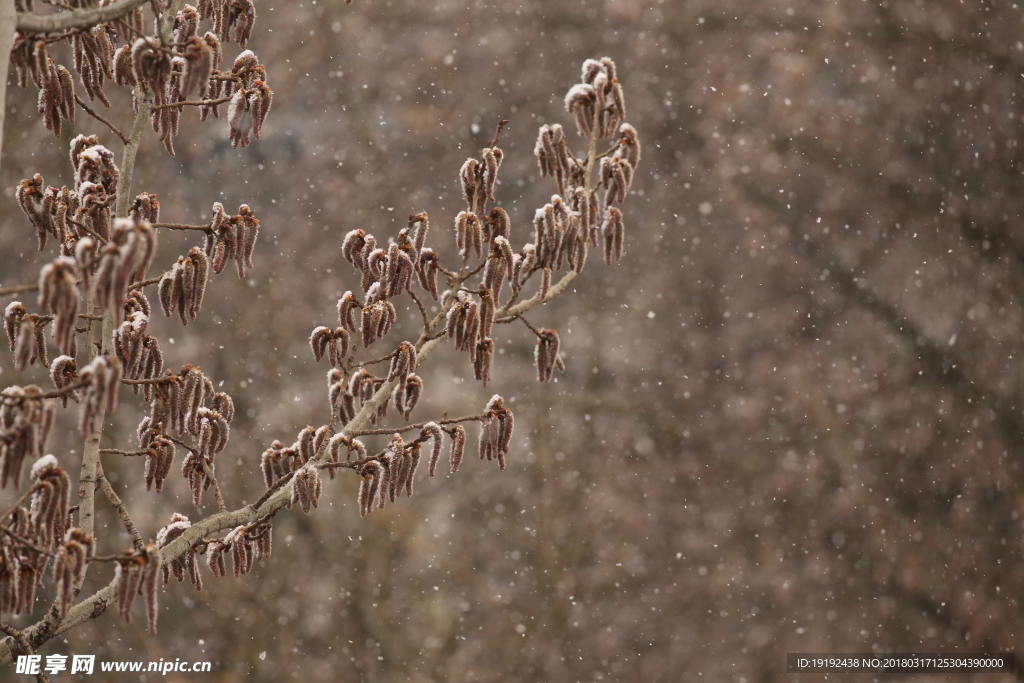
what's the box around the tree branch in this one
[16,0,149,33]
[74,94,129,144]
[0,526,55,557]
[0,0,16,177]
[349,413,486,438]
[0,379,89,401]
[97,467,143,551]
[151,222,213,233]
[151,94,233,111]
[0,283,40,297]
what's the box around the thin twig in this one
[0,379,89,401]
[126,275,161,290]
[16,0,150,32]
[74,94,129,143]
[488,118,510,149]
[349,413,487,438]
[161,434,226,510]
[164,433,195,454]
[97,468,143,551]
[497,269,579,320]
[0,283,40,297]
[120,376,172,386]
[87,554,134,563]
[0,526,55,557]
[0,483,43,521]
[99,448,149,456]
[437,264,459,279]
[152,222,213,233]
[248,471,295,512]
[500,313,545,338]
[66,217,109,244]
[199,456,227,513]
[408,289,432,331]
[0,621,40,671]
[151,94,233,111]
[356,350,399,368]
[462,260,487,280]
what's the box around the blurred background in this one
[2,0,1024,680]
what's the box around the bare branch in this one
[0,622,37,665]
[199,456,227,514]
[151,95,233,111]
[152,222,213,233]
[349,413,487,438]
[97,467,143,551]
[0,283,40,297]
[74,94,129,144]
[0,483,43,522]
[16,0,150,33]
[0,526,55,557]
[408,289,432,332]
[1,379,90,401]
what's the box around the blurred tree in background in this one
[2,1,1023,681]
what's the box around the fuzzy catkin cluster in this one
[53,528,95,620]
[205,523,272,579]
[156,514,203,591]
[0,48,639,642]
[135,365,234,507]
[13,0,274,153]
[0,454,79,619]
[112,544,161,635]
[29,455,71,549]
[0,388,55,489]
[114,291,165,399]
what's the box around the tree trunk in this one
[0,0,15,174]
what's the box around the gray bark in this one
[0,0,16,175]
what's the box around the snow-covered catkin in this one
[113,555,141,622]
[602,206,625,265]
[253,522,273,562]
[474,338,494,386]
[423,422,444,476]
[112,542,160,632]
[405,443,421,497]
[156,514,202,590]
[482,147,501,202]
[536,329,560,382]
[459,158,479,212]
[387,341,417,389]
[260,440,291,488]
[143,436,175,492]
[357,461,382,517]
[337,290,362,333]
[37,257,80,355]
[224,525,254,578]
[181,36,214,99]
[143,544,161,634]
[410,211,430,255]
[30,455,70,548]
[327,433,350,475]
[53,528,94,619]
[4,302,25,354]
[417,249,440,300]
[291,466,322,513]
[395,374,422,420]
[49,355,79,407]
[449,424,466,473]
[310,326,331,362]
